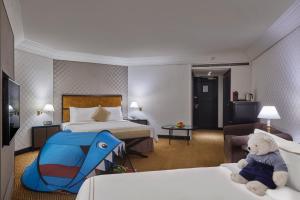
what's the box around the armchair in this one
[223,123,292,163]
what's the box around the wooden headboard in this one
[62,95,122,122]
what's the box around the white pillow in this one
[279,148,300,192]
[103,106,123,121]
[254,129,300,192]
[69,107,98,123]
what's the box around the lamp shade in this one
[43,104,55,112]
[257,106,280,119]
[8,105,14,112]
[130,101,139,109]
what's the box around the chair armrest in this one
[224,135,249,163]
[274,133,293,141]
[231,135,249,147]
[224,130,292,163]
[223,123,262,136]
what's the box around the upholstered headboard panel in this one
[62,95,122,122]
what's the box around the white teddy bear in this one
[231,132,288,196]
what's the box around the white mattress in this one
[76,165,284,200]
[62,120,158,141]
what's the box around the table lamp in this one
[257,106,280,132]
[43,104,54,125]
[130,101,142,111]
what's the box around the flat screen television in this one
[2,72,20,146]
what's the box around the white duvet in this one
[62,120,158,141]
[75,129,300,200]
[76,165,281,200]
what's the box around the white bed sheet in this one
[76,165,276,200]
[221,163,300,200]
[62,120,158,141]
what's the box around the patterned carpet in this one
[12,130,224,200]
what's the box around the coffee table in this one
[161,125,195,145]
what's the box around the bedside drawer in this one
[46,126,60,138]
[32,125,61,149]
[32,128,47,148]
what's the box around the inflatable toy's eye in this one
[98,142,108,149]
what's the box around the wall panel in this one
[251,27,300,141]
[14,50,53,151]
[53,60,128,123]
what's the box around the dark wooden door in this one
[193,77,218,129]
[223,69,231,126]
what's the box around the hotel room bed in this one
[61,95,156,154]
[76,164,293,200]
[76,130,300,200]
[62,120,156,154]
[62,120,157,140]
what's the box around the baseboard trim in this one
[158,135,190,140]
[15,147,32,155]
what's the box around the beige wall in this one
[1,0,15,199]
[14,50,53,151]
[251,27,300,142]
[128,64,192,136]
[0,1,15,199]
[12,57,129,152]
[230,66,252,101]
[53,60,128,124]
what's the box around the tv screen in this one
[2,72,20,146]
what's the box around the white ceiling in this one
[19,0,295,58]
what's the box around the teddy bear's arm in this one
[269,153,288,172]
[237,154,255,169]
[245,154,255,165]
[273,171,288,187]
[237,159,248,169]
[268,153,288,186]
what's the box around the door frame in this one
[223,69,231,126]
[192,76,219,129]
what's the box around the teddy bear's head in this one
[247,132,279,155]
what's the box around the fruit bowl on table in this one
[176,121,185,128]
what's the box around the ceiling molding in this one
[3,0,24,46]
[17,40,126,66]
[17,39,249,66]
[246,0,300,61]
[8,0,296,65]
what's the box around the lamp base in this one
[266,119,271,133]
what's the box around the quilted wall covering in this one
[53,60,128,124]
[15,50,53,151]
[14,52,128,151]
[251,27,300,141]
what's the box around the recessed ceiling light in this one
[208,71,212,76]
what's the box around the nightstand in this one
[128,119,148,125]
[32,125,61,149]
